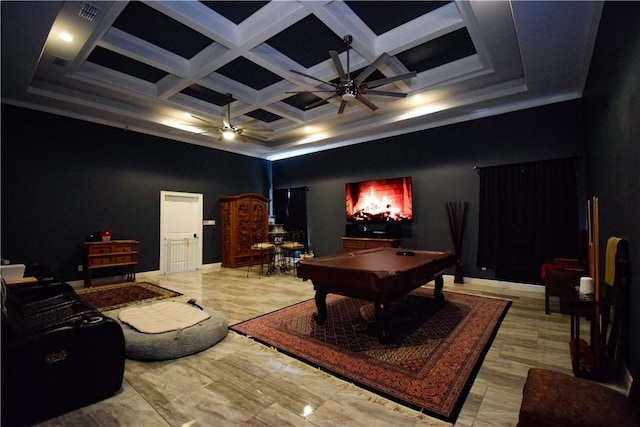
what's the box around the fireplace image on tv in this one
[346,177,413,223]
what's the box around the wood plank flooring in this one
[34,264,614,426]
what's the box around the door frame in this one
[159,190,203,273]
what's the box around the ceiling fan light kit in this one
[289,35,416,114]
[187,93,273,143]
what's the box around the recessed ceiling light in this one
[59,31,74,43]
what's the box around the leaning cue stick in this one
[593,196,600,302]
[593,196,603,376]
[587,200,595,279]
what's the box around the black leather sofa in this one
[1,278,125,426]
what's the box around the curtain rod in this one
[473,155,582,171]
[274,185,310,191]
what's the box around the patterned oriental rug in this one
[230,289,510,422]
[76,282,182,312]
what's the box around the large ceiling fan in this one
[189,93,273,142]
[289,35,417,114]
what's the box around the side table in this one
[83,240,138,286]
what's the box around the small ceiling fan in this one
[188,93,273,142]
[289,35,416,114]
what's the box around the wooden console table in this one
[83,240,138,286]
[342,237,401,253]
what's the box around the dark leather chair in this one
[1,278,125,426]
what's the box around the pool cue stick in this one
[593,196,600,302]
[587,200,595,280]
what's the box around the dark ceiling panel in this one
[282,93,329,111]
[215,56,282,90]
[266,15,344,68]
[87,46,168,83]
[200,1,269,25]
[345,1,450,35]
[113,2,213,59]
[180,85,230,106]
[396,28,476,73]
[245,109,282,123]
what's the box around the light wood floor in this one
[35,264,620,426]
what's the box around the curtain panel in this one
[273,187,309,249]
[477,158,580,283]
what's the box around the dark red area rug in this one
[76,282,182,311]
[230,288,510,422]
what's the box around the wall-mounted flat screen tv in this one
[345,176,413,223]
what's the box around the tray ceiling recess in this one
[1,1,603,160]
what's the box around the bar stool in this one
[248,235,274,278]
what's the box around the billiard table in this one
[296,247,457,343]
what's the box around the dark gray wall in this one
[1,1,636,373]
[272,100,585,280]
[583,2,640,373]
[1,105,270,281]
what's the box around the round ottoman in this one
[112,302,228,361]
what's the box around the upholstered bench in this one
[112,300,228,361]
[518,368,639,427]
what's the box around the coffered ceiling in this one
[1,1,603,160]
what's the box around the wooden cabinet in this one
[83,240,138,286]
[220,193,269,268]
[342,237,401,252]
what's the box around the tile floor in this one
[34,264,622,426]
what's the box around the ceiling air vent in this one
[78,3,99,22]
[52,56,68,67]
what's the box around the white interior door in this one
[160,191,203,274]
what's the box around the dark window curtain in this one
[273,187,308,249]
[273,189,288,226]
[477,158,579,283]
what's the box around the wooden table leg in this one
[313,291,328,324]
[84,268,92,286]
[375,301,392,344]
[434,275,445,302]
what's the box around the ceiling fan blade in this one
[364,90,408,98]
[290,69,339,87]
[305,94,337,109]
[236,133,266,144]
[238,119,274,134]
[191,115,215,125]
[365,71,417,89]
[285,90,337,94]
[242,128,274,134]
[356,94,378,111]
[338,100,348,114]
[329,50,347,81]
[357,52,391,83]
[189,129,218,135]
[221,113,230,128]
[180,122,217,131]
